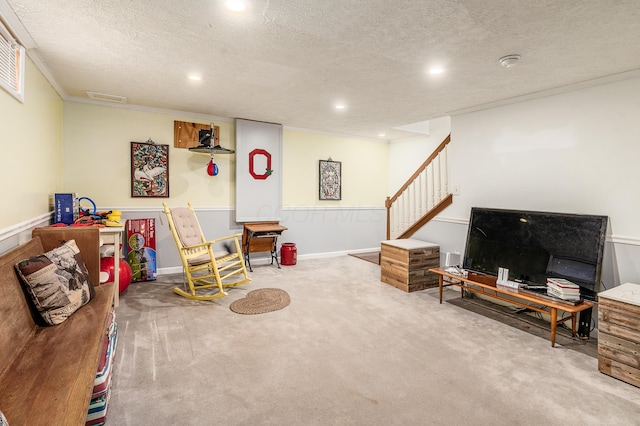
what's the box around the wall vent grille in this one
[0,18,24,102]
[86,91,128,103]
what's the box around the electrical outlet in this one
[452,185,461,196]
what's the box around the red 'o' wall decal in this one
[249,149,272,180]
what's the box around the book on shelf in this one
[547,277,580,289]
[547,283,580,295]
[547,285,581,301]
[547,282,580,293]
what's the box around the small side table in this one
[598,283,640,387]
[243,223,288,272]
[380,239,440,292]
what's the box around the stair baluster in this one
[386,134,453,239]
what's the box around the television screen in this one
[462,208,607,300]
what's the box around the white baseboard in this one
[155,248,377,276]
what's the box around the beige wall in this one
[0,57,63,228]
[62,103,390,210]
[62,102,237,208]
[283,130,388,206]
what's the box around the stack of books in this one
[547,278,581,301]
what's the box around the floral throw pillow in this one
[15,239,96,325]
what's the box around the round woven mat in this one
[230,288,290,315]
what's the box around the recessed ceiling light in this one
[335,104,346,110]
[499,54,521,68]
[378,133,386,138]
[188,74,202,81]
[226,0,246,11]
[428,67,445,75]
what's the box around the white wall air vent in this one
[86,91,127,103]
[0,18,25,102]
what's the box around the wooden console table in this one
[242,222,288,272]
[429,267,593,347]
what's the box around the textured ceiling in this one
[5,0,640,140]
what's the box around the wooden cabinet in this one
[380,239,439,292]
[598,283,640,387]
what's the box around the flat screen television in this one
[462,207,608,301]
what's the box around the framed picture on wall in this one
[131,140,169,197]
[319,159,341,200]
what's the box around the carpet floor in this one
[108,256,640,425]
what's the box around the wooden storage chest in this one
[380,239,439,292]
[598,283,640,387]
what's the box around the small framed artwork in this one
[319,159,341,200]
[131,140,169,197]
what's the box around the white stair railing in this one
[386,135,452,240]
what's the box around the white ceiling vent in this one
[86,91,127,103]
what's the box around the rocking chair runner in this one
[162,202,250,300]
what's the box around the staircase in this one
[386,134,453,239]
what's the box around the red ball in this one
[100,256,133,293]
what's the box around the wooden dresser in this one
[598,283,640,387]
[380,239,439,292]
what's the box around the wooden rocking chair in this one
[162,202,250,301]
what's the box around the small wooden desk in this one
[429,267,594,347]
[243,222,288,272]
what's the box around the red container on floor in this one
[280,242,297,266]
